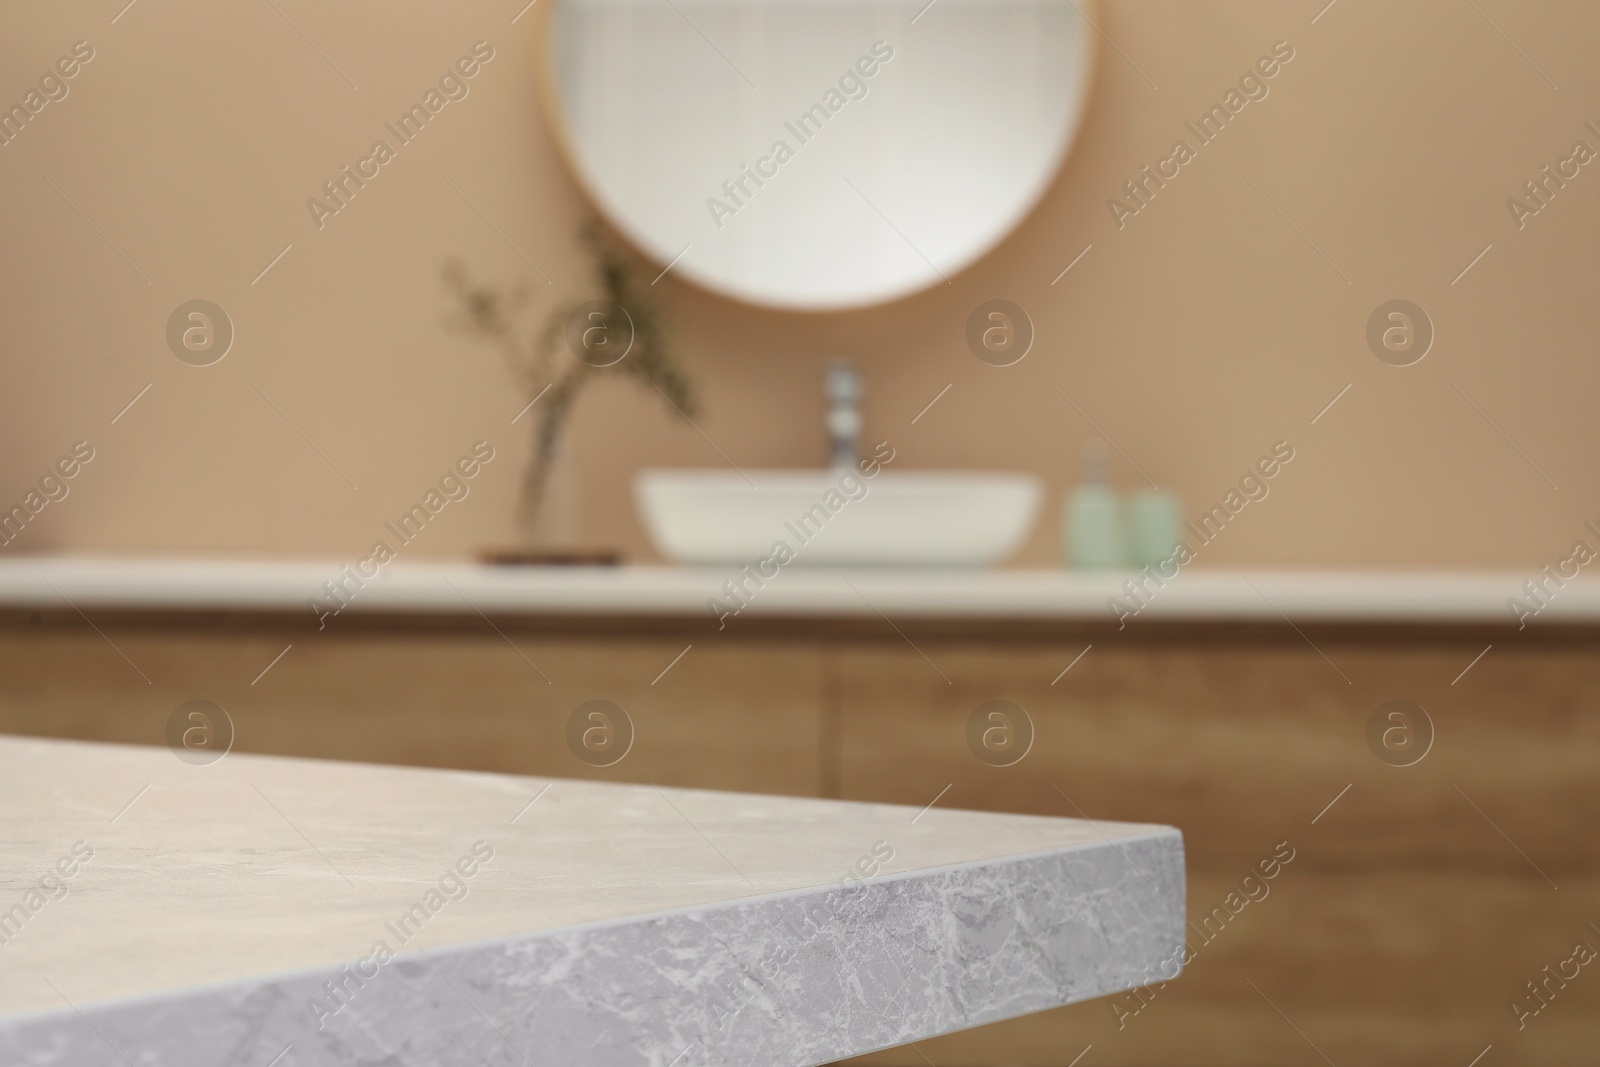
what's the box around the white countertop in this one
[0,735,1182,1066]
[0,557,1588,624]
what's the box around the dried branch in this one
[443,223,699,539]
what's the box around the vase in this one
[520,438,579,552]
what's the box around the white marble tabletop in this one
[0,556,1589,623]
[0,735,1185,1067]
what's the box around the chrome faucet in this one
[825,360,863,469]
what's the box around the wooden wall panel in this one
[833,640,1600,875]
[0,622,826,797]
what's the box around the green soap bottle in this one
[1066,441,1124,570]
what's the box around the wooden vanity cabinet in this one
[2,609,1595,1066]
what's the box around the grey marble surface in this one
[0,735,1184,1066]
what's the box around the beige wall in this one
[2,0,1595,567]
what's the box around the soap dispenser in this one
[1065,441,1123,569]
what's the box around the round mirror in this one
[543,0,1097,310]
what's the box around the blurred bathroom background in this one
[3,2,1599,1065]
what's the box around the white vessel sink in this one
[635,469,1042,567]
